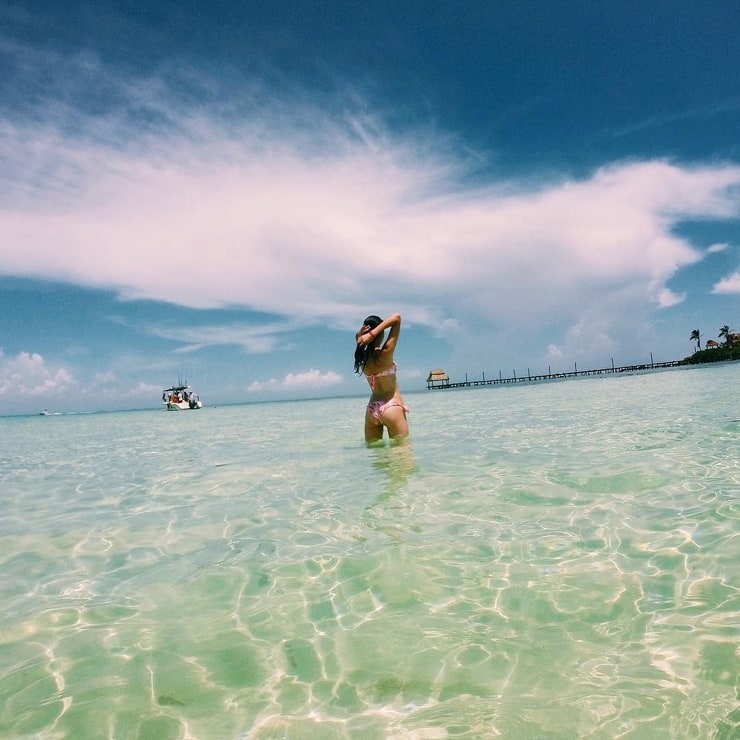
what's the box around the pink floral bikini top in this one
[365,362,397,391]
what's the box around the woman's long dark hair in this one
[354,315,382,374]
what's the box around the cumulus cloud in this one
[86,371,159,399]
[248,369,342,393]
[546,344,565,362]
[0,349,76,398]
[712,271,740,294]
[0,351,161,412]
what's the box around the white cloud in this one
[712,271,740,294]
[656,288,686,308]
[3,115,737,334]
[142,322,296,354]
[2,64,740,371]
[706,242,730,254]
[0,350,76,399]
[0,351,162,412]
[546,344,564,362]
[86,372,159,399]
[282,369,343,388]
[248,369,343,392]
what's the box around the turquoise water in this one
[1,365,738,739]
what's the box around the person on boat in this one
[355,313,409,444]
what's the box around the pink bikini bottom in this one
[366,399,409,421]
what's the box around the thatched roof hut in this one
[426,368,450,388]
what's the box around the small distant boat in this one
[162,384,203,410]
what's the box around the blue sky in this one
[1,1,739,414]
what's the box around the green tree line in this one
[685,325,740,364]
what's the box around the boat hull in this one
[165,400,203,410]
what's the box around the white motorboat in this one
[162,384,203,410]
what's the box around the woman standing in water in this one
[355,313,409,444]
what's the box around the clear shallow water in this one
[1,365,738,739]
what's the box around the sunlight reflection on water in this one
[1,365,738,737]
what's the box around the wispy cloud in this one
[141,321,300,354]
[604,98,740,141]
[3,113,739,324]
[2,53,740,365]
[706,242,730,254]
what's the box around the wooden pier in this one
[426,359,686,390]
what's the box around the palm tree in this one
[719,325,731,347]
[690,329,701,351]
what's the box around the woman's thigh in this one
[381,406,409,439]
[364,414,384,443]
